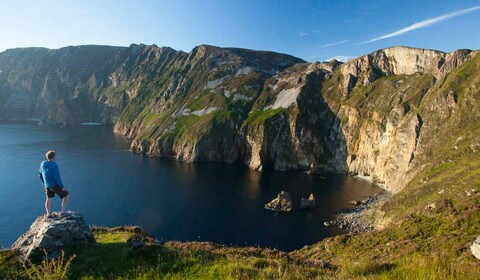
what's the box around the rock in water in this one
[300,193,316,210]
[471,236,480,260]
[265,191,293,212]
[12,211,95,259]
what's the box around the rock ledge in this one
[12,211,95,259]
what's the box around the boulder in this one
[471,236,480,260]
[12,211,95,259]
[349,200,360,206]
[127,234,161,251]
[265,191,293,212]
[300,193,316,210]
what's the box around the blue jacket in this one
[39,160,64,188]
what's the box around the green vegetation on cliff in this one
[242,108,284,127]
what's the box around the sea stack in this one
[265,191,293,212]
[300,193,316,210]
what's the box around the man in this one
[39,150,69,218]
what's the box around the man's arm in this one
[53,164,64,188]
[39,167,45,186]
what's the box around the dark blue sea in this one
[0,122,382,251]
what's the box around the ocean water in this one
[0,122,382,251]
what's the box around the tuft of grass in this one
[0,249,25,279]
[21,250,76,280]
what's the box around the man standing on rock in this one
[39,150,69,218]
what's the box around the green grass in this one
[0,249,25,279]
[241,108,284,127]
[36,227,328,279]
[162,114,214,142]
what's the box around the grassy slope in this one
[1,227,326,280]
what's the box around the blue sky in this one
[0,0,479,61]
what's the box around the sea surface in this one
[0,122,382,251]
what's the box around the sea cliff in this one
[1,44,478,194]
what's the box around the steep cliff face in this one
[330,47,478,192]
[241,62,346,172]
[0,45,134,124]
[112,45,303,162]
[240,47,478,192]
[1,44,478,193]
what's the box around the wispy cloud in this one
[307,39,350,52]
[299,32,309,37]
[363,6,480,44]
[319,39,350,48]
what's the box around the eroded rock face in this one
[265,191,293,212]
[340,47,477,93]
[337,105,421,191]
[12,211,95,259]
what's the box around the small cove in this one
[0,122,382,251]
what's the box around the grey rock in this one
[265,191,293,212]
[471,236,480,260]
[425,203,436,210]
[126,234,160,250]
[349,200,360,206]
[12,211,95,259]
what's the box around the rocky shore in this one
[324,191,392,233]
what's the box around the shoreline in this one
[324,191,392,233]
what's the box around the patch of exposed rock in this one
[471,236,480,260]
[12,211,95,259]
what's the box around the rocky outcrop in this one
[300,194,315,210]
[340,47,477,93]
[12,211,95,259]
[471,236,480,260]
[265,191,293,212]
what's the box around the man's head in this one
[46,150,56,161]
